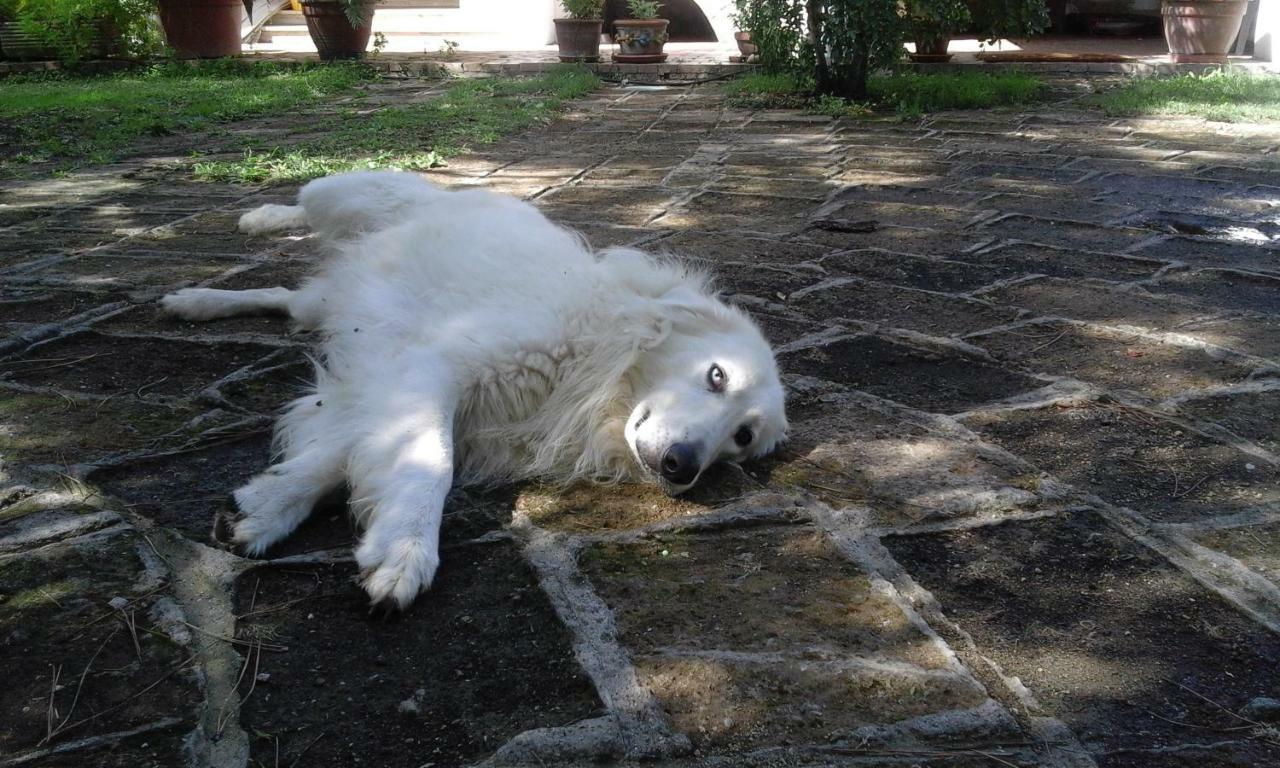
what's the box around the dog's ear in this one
[654,285,730,329]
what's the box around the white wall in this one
[1255,0,1276,61]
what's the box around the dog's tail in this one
[239,204,307,236]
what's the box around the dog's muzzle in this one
[651,441,702,487]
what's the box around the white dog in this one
[162,171,787,608]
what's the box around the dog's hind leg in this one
[238,204,307,236]
[226,396,348,554]
[160,287,294,321]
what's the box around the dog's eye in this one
[707,364,727,392]
[734,426,754,447]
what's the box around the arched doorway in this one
[603,0,717,42]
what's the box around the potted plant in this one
[730,0,760,59]
[904,0,970,62]
[555,0,604,62]
[300,0,377,60]
[613,0,667,64]
[1161,0,1248,63]
[157,0,248,58]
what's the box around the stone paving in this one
[2,75,1280,768]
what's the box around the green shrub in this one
[625,0,661,19]
[12,0,162,64]
[560,0,604,19]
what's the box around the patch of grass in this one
[1093,70,1280,122]
[725,70,1043,118]
[0,61,375,174]
[194,66,599,184]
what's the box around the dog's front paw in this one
[226,477,297,556]
[356,536,440,610]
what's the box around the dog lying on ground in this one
[162,171,787,608]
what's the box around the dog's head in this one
[622,282,788,495]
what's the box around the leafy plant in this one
[560,0,603,19]
[625,0,661,20]
[11,0,163,64]
[902,0,970,46]
[303,0,370,27]
[966,0,1048,44]
[732,0,807,74]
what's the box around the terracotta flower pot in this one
[613,18,668,64]
[158,0,244,59]
[734,30,757,57]
[554,18,603,62]
[1161,0,1247,63]
[302,0,376,61]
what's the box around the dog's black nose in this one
[660,442,700,486]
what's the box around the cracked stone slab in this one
[1171,387,1280,456]
[968,320,1263,400]
[579,525,1011,753]
[232,541,602,767]
[1127,236,1280,276]
[1,332,281,401]
[975,214,1154,252]
[779,335,1044,414]
[767,392,1041,528]
[884,511,1280,767]
[816,249,1019,294]
[1188,523,1280,588]
[790,279,1021,337]
[964,402,1278,524]
[12,253,235,290]
[1139,269,1280,316]
[977,278,1219,329]
[958,242,1166,281]
[795,224,992,257]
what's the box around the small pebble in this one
[1242,697,1280,722]
[109,596,129,610]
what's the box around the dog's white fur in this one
[162,171,787,607]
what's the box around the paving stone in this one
[977,214,1154,252]
[657,192,819,234]
[15,253,234,290]
[1170,313,1280,362]
[0,227,128,255]
[825,184,983,209]
[233,543,602,768]
[581,525,996,752]
[885,511,1280,767]
[770,394,1039,526]
[1128,236,1280,275]
[970,321,1260,399]
[1189,523,1280,586]
[2,331,278,399]
[0,390,194,464]
[975,192,1136,224]
[832,200,983,230]
[980,278,1217,328]
[0,287,127,328]
[540,186,673,227]
[966,402,1277,523]
[0,529,200,761]
[655,231,832,266]
[1173,388,1280,455]
[957,242,1165,281]
[792,280,1021,337]
[1141,269,1280,315]
[516,465,770,534]
[817,249,1018,293]
[124,227,262,255]
[709,175,834,199]
[798,224,991,257]
[781,335,1042,413]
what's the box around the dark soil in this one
[1175,389,1280,455]
[1128,237,1280,275]
[0,532,198,757]
[2,331,278,398]
[781,336,1041,413]
[981,279,1215,328]
[0,288,127,326]
[884,511,1280,768]
[978,214,1155,251]
[233,542,602,768]
[967,402,1276,523]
